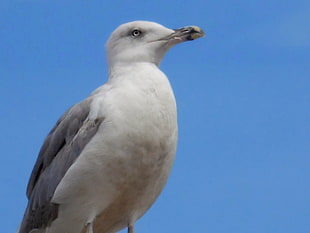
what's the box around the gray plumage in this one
[20,99,104,232]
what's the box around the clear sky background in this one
[1,0,309,233]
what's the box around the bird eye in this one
[131,29,142,37]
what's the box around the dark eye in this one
[131,29,142,37]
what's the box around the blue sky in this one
[1,0,309,232]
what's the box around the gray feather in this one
[19,98,104,233]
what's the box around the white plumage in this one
[19,21,204,233]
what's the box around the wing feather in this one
[19,98,104,233]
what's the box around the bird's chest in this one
[96,81,177,185]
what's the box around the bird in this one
[18,21,204,233]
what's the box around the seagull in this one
[18,21,204,233]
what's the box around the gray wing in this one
[19,98,104,233]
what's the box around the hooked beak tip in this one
[188,26,205,39]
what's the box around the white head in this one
[106,21,204,67]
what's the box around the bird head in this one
[106,21,205,67]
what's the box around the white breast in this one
[49,63,178,233]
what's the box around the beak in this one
[163,26,205,44]
[172,26,205,41]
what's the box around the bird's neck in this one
[108,62,162,83]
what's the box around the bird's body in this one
[19,21,204,233]
[49,63,177,233]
